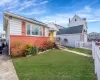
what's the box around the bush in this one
[25,44,38,56]
[11,40,27,57]
[46,41,54,49]
[39,40,54,51]
[39,41,47,51]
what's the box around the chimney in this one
[83,18,86,21]
[69,18,70,23]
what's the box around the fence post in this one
[75,41,76,47]
[97,46,100,80]
[79,42,81,48]
[92,41,94,59]
[94,46,97,74]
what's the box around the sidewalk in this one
[62,49,92,57]
[0,55,19,80]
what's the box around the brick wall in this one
[10,35,49,48]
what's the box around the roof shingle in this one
[57,25,83,35]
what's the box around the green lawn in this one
[66,47,92,55]
[13,50,96,80]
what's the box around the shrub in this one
[25,44,38,56]
[39,40,54,51]
[39,41,47,51]
[11,40,27,57]
[46,41,54,49]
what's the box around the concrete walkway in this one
[0,55,19,80]
[62,49,92,57]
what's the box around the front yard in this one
[13,50,96,80]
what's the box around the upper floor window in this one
[75,19,77,21]
[26,23,43,36]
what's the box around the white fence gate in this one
[75,41,92,50]
[92,42,100,80]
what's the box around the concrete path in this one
[62,49,92,57]
[0,55,19,80]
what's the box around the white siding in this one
[84,33,87,42]
[9,18,22,35]
[9,17,49,37]
[68,16,84,27]
[47,23,59,37]
[54,31,57,37]
[57,34,81,47]
[45,27,49,37]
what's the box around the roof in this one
[49,27,56,31]
[47,23,64,30]
[68,15,86,26]
[3,11,46,26]
[54,23,65,29]
[57,25,83,35]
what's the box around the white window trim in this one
[26,22,43,36]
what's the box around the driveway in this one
[0,55,19,80]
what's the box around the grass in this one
[13,50,96,80]
[66,47,92,55]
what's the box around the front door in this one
[50,31,53,41]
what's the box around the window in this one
[32,26,35,35]
[35,27,39,35]
[39,27,42,36]
[26,23,43,36]
[26,24,31,35]
[75,19,77,21]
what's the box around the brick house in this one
[3,12,54,55]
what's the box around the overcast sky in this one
[0,0,100,33]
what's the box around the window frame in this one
[26,23,31,35]
[26,22,43,36]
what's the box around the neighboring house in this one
[57,15,88,47]
[0,32,6,39]
[46,23,64,37]
[88,32,100,41]
[3,12,55,55]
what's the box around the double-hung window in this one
[39,27,42,36]
[26,23,43,36]
[35,27,39,35]
[32,26,35,35]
